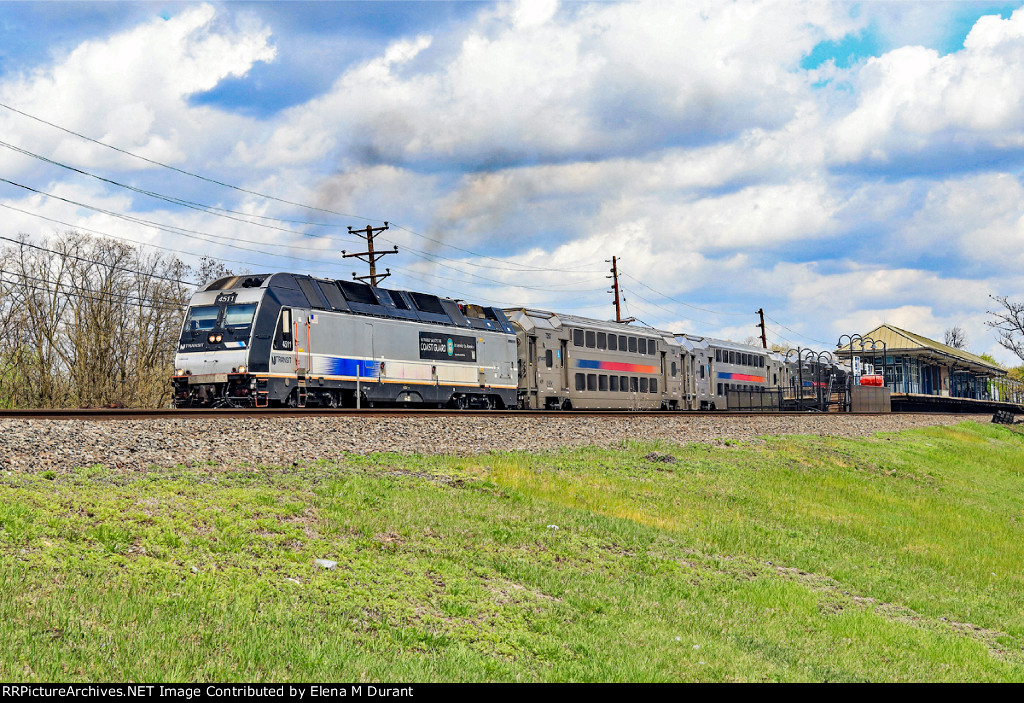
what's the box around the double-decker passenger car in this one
[681,336,792,409]
[503,308,684,410]
[172,273,519,408]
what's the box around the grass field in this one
[1,420,1023,682]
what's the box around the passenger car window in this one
[671,361,677,377]
[573,329,584,347]
[638,338,646,355]
[575,373,585,391]
[650,378,658,393]
[619,335,627,351]
[628,337,637,353]
[599,375,608,391]
[610,376,619,392]
[586,331,596,348]
[587,374,597,391]
[597,332,606,349]
[608,335,617,351]
[639,378,648,393]
[620,375,628,391]
[649,340,657,355]
[545,350,553,368]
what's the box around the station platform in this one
[891,393,1023,414]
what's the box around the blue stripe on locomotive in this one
[309,356,379,378]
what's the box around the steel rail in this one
[0,408,945,420]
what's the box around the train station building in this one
[835,323,1023,410]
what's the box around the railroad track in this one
[3,407,899,420]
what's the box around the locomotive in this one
[172,273,795,410]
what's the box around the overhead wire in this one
[0,100,606,275]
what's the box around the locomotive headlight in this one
[237,365,247,374]
[175,368,184,376]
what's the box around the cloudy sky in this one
[2,0,1024,363]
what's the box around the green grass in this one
[1,421,1023,681]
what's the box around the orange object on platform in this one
[859,375,884,386]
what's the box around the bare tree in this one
[0,231,193,408]
[988,295,1024,362]
[944,326,968,350]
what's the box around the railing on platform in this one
[726,387,783,412]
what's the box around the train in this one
[171,272,808,410]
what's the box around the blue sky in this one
[2,0,1024,363]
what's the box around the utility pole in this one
[756,308,768,349]
[606,256,634,324]
[342,222,397,286]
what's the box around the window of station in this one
[599,375,608,391]
[610,376,619,392]
[597,332,607,349]
[545,350,553,368]
[650,378,658,393]
[639,378,649,393]
[573,329,584,346]
[628,337,638,353]
[608,335,617,351]
[620,375,628,391]
[575,373,585,391]
[630,377,639,393]
[585,331,596,348]
[638,338,647,355]
[618,335,627,351]
[587,374,597,391]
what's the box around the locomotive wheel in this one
[451,395,468,410]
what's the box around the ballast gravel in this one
[0,413,992,473]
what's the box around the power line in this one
[1,100,606,275]
[0,269,186,312]
[621,273,749,317]
[0,233,195,282]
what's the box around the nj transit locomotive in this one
[172,273,794,410]
[172,273,518,409]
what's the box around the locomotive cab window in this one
[186,306,218,332]
[224,303,257,328]
[273,308,293,350]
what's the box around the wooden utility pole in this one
[342,222,397,286]
[756,308,768,349]
[607,256,634,324]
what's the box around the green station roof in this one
[836,324,1004,375]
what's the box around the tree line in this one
[0,231,231,408]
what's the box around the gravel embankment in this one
[0,413,991,473]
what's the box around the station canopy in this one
[836,324,1004,376]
